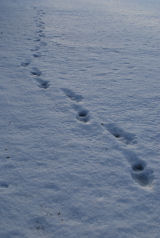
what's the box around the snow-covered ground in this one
[0,0,160,237]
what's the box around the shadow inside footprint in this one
[132,162,145,172]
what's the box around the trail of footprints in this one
[21,8,50,89]
[20,9,154,188]
[61,88,154,188]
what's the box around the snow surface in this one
[0,0,160,237]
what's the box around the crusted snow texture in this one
[0,0,160,237]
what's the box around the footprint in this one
[21,59,31,67]
[38,33,45,38]
[101,123,137,145]
[31,46,40,52]
[34,37,41,42]
[37,29,43,34]
[0,181,9,188]
[76,109,90,123]
[31,67,42,76]
[122,150,154,187]
[35,78,50,89]
[39,10,45,15]
[131,163,154,187]
[33,52,41,58]
[61,88,83,102]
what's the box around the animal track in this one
[101,123,137,145]
[61,88,83,102]
[31,67,42,76]
[35,78,50,89]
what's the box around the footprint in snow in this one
[38,9,45,16]
[38,33,45,38]
[72,104,90,123]
[34,37,41,42]
[101,123,137,145]
[123,150,154,187]
[35,78,50,89]
[0,181,9,188]
[61,88,83,102]
[33,52,41,58]
[31,46,40,52]
[21,59,31,67]
[31,67,42,76]
[76,109,90,123]
[131,161,154,187]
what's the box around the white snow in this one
[0,0,160,237]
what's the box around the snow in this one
[0,0,160,237]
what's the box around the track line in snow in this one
[29,9,48,90]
